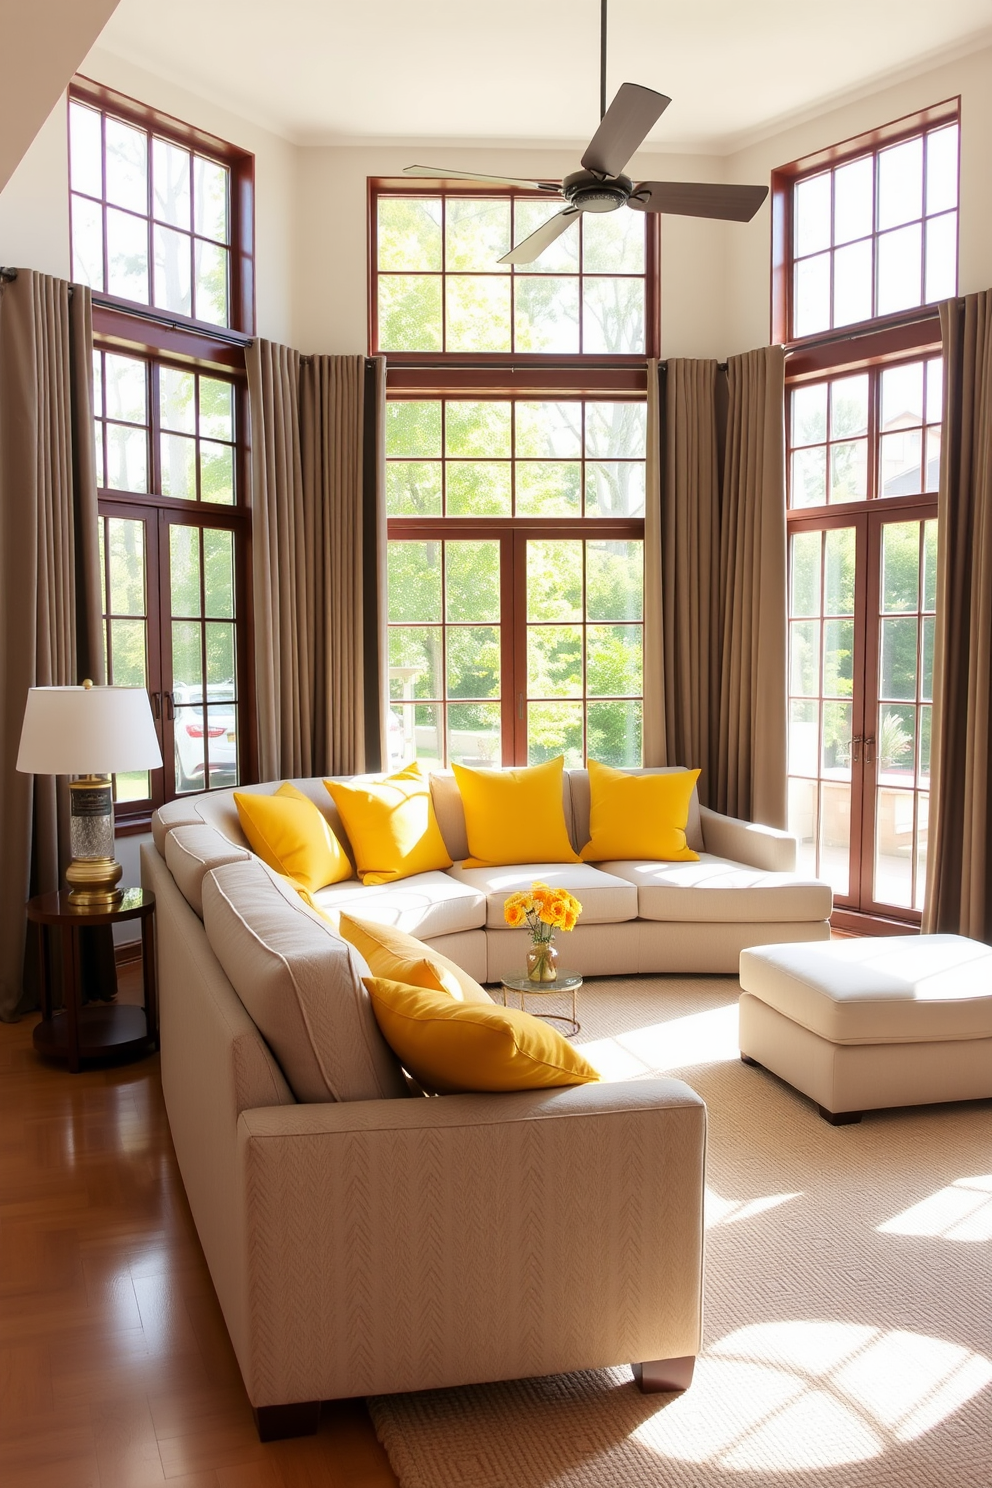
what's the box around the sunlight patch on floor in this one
[631,1320,992,1472]
[578,1002,740,1079]
[705,1187,802,1229]
[878,1174,992,1242]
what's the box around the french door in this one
[98,502,249,811]
[788,497,936,922]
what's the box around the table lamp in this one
[17,681,163,910]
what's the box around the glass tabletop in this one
[500,974,583,993]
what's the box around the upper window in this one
[372,186,655,357]
[68,77,254,332]
[773,103,959,344]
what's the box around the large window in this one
[777,105,956,928]
[787,359,939,917]
[69,76,254,332]
[776,101,958,342]
[386,396,645,769]
[70,77,255,825]
[372,184,656,358]
[376,179,652,771]
[93,348,249,816]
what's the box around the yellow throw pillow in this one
[324,761,452,885]
[339,913,491,1004]
[365,978,600,1094]
[234,782,353,892]
[580,761,701,863]
[451,756,580,867]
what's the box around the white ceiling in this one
[93,0,992,154]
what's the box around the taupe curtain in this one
[923,291,992,939]
[247,343,386,781]
[644,345,787,827]
[0,270,102,1021]
[716,347,788,828]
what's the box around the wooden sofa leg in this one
[632,1357,695,1393]
[253,1401,321,1441]
[740,1053,762,1067]
[817,1105,863,1126]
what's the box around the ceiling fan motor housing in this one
[562,168,632,212]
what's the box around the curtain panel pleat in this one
[644,345,787,827]
[247,343,385,782]
[0,271,103,1021]
[717,347,788,828]
[923,291,992,939]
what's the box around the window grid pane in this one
[69,97,233,329]
[790,122,958,339]
[386,397,645,768]
[787,359,937,510]
[376,195,647,355]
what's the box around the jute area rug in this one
[369,973,992,1488]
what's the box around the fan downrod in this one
[562,168,631,212]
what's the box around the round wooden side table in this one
[26,888,158,1073]
[499,972,582,1037]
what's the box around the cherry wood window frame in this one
[771,97,959,350]
[369,177,661,368]
[69,75,255,336]
[386,390,646,769]
[786,343,941,932]
[95,331,254,832]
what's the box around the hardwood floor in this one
[0,964,399,1487]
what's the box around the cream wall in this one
[723,43,992,357]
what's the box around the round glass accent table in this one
[499,973,582,1038]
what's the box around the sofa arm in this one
[237,1080,706,1406]
[699,805,798,872]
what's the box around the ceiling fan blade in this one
[581,83,671,178]
[499,208,581,265]
[403,165,560,193]
[629,181,769,222]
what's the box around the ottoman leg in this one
[817,1105,862,1126]
[741,1053,762,1067]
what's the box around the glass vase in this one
[526,939,559,983]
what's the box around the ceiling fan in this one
[403,0,768,266]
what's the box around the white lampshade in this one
[17,685,163,776]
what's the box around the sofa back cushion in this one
[164,824,252,918]
[569,766,705,855]
[202,858,409,1104]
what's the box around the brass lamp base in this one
[65,855,124,911]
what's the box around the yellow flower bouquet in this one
[503,881,582,983]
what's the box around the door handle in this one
[164,691,175,721]
[151,690,161,720]
[863,735,875,764]
[851,735,862,763]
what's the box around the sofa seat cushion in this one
[202,857,409,1104]
[311,871,486,939]
[445,862,638,928]
[740,935,992,1045]
[605,855,833,923]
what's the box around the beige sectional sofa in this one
[142,766,830,1439]
[153,766,832,981]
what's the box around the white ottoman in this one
[739,935,992,1124]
